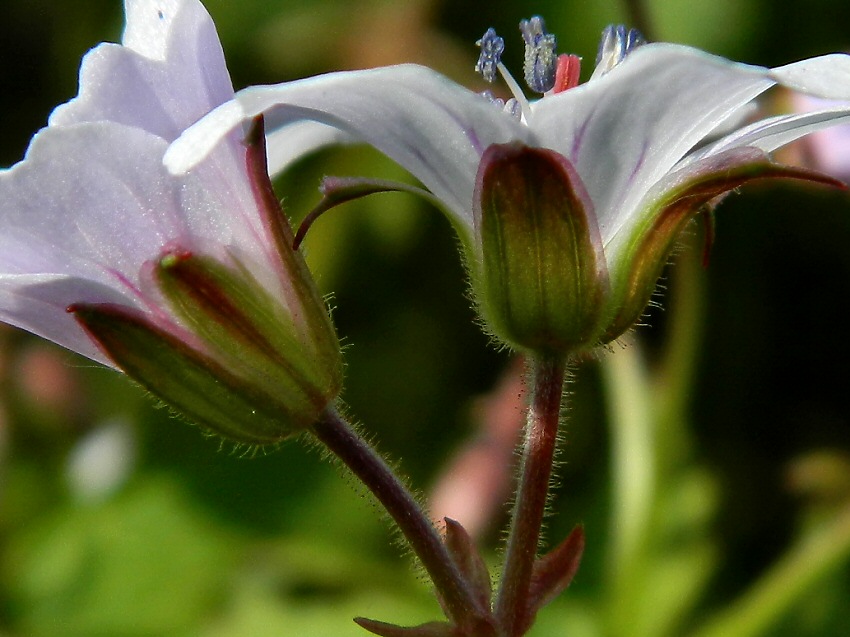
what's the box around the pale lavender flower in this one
[166,22,850,351]
[0,0,342,442]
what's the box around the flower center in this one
[475,16,582,123]
[475,19,647,119]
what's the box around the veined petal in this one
[166,64,531,228]
[0,124,186,285]
[0,121,283,356]
[531,43,775,242]
[50,0,233,141]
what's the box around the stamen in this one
[591,24,645,80]
[474,27,531,122]
[519,16,558,93]
[503,98,522,120]
[497,62,532,122]
[476,28,505,83]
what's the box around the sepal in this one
[602,148,846,342]
[155,248,339,403]
[70,304,307,443]
[473,143,610,354]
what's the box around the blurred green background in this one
[2,0,850,635]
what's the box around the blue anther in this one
[594,25,645,75]
[476,28,505,83]
[519,16,558,93]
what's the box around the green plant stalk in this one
[310,407,491,633]
[601,344,656,608]
[495,355,567,636]
[691,503,850,637]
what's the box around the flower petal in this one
[0,124,186,285]
[0,275,130,366]
[50,0,233,141]
[531,43,775,242]
[0,120,268,351]
[770,54,850,100]
[265,121,354,176]
[166,64,531,227]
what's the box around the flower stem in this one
[310,407,491,633]
[495,355,567,636]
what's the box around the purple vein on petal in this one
[569,114,593,163]
[618,140,650,211]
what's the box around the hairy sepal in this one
[474,142,610,355]
[70,304,300,443]
[602,147,845,342]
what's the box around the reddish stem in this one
[311,408,494,635]
[495,356,566,636]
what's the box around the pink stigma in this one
[553,54,581,93]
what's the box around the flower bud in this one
[71,247,343,444]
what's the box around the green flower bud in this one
[71,247,343,444]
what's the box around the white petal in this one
[50,0,233,141]
[123,0,183,60]
[531,43,774,242]
[771,54,850,100]
[166,64,531,226]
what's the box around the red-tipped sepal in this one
[602,148,846,342]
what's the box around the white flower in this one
[167,21,850,351]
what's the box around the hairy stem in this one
[311,407,492,633]
[495,355,567,636]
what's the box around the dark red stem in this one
[495,356,566,636]
[311,408,494,635]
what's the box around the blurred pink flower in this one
[791,93,850,178]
